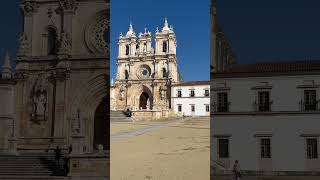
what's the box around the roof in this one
[213,60,320,78]
[172,80,210,86]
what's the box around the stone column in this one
[71,109,85,155]
[58,0,78,59]
[50,70,69,142]
[0,79,16,154]
[20,1,39,56]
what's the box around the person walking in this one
[233,160,242,180]
[54,146,62,166]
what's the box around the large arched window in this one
[162,41,167,52]
[125,45,129,55]
[47,27,57,55]
[125,70,129,80]
[162,68,167,78]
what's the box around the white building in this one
[171,81,210,117]
[211,61,320,174]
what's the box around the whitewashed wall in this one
[211,75,320,172]
[172,84,210,116]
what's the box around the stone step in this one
[0,155,66,177]
[0,176,68,180]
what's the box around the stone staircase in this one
[110,111,131,122]
[0,154,68,179]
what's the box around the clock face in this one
[137,65,151,79]
[85,10,109,54]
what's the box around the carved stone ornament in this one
[17,32,31,61]
[59,0,78,13]
[85,10,109,55]
[119,85,126,101]
[57,31,72,59]
[159,86,167,100]
[20,1,39,15]
[137,64,151,79]
[71,109,81,136]
[30,73,49,124]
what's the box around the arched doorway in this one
[93,97,109,150]
[139,92,149,109]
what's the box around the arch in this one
[68,73,107,153]
[139,92,149,109]
[93,97,108,150]
[124,70,129,80]
[162,68,167,78]
[125,45,129,55]
[136,85,153,110]
[46,26,58,55]
[162,41,167,52]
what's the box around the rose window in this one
[85,11,109,54]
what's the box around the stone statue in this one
[58,30,72,59]
[146,99,150,110]
[160,86,166,100]
[119,86,125,100]
[71,109,81,135]
[143,44,146,52]
[31,75,48,122]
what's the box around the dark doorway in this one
[139,92,149,109]
[93,97,109,150]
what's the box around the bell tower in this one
[112,19,181,120]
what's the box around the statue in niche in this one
[143,43,147,52]
[71,109,81,135]
[58,30,72,59]
[119,85,125,100]
[160,86,166,100]
[30,75,48,123]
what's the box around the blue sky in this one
[110,0,210,81]
[0,0,21,67]
[216,0,320,64]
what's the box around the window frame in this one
[190,89,195,97]
[218,138,230,158]
[177,89,182,97]
[217,92,229,112]
[260,138,272,159]
[177,104,182,112]
[190,104,195,112]
[306,138,318,159]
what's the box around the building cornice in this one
[211,111,320,116]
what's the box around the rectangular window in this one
[190,90,195,97]
[177,90,182,97]
[191,105,195,112]
[258,91,270,112]
[304,90,317,111]
[178,104,182,112]
[218,138,229,158]
[307,138,318,159]
[205,89,210,97]
[217,92,228,112]
[260,138,271,158]
[205,104,210,112]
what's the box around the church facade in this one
[111,19,181,120]
[0,0,109,179]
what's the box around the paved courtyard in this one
[110,116,210,180]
